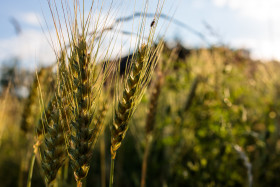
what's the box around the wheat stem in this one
[63,159,69,181]
[77,180,82,187]
[141,136,152,187]
[109,157,115,187]
[183,76,200,113]
[27,153,36,187]
[100,132,106,187]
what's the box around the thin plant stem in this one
[77,180,82,187]
[109,157,115,187]
[18,157,25,187]
[100,134,106,187]
[141,136,152,187]
[63,159,69,181]
[27,153,36,187]
[55,168,63,187]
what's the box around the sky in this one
[0,0,279,68]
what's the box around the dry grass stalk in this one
[233,144,252,187]
[21,67,52,133]
[95,99,109,187]
[19,67,53,187]
[183,76,201,113]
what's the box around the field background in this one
[1,44,280,186]
[1,0,280,187]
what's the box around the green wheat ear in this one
[110,44,149,159]
[37,96,55,136]
[51,4,114,184]
[37,51,68,136]
[67,36,97,181]
[40,96,66,184]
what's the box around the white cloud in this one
[212,0,280,21]
[0,28,56,68]
[210,0,280,60]
[0,9,119,68]
[230,37,280,60]
[0,10,149,69]
[20,12,42,27]
[212,0,227,7]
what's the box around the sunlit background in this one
[0,0,279,68]
[2,1,280,187]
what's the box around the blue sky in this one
[0,0,279,68]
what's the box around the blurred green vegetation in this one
[1,45,280,186]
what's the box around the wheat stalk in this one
[140,46,178,187]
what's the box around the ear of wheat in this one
[110,19,164,185]
[37,53,68,184]
[54,5,114,184]
[145,71,164,135]
[66,35,97,181]
[43,0,114,183]
[37,97,55,136]
[21,67,52,133]
[40,96,66,185]
[111,44,149,159]
[38,0,165,186]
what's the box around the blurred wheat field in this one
[1,0,280,187]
